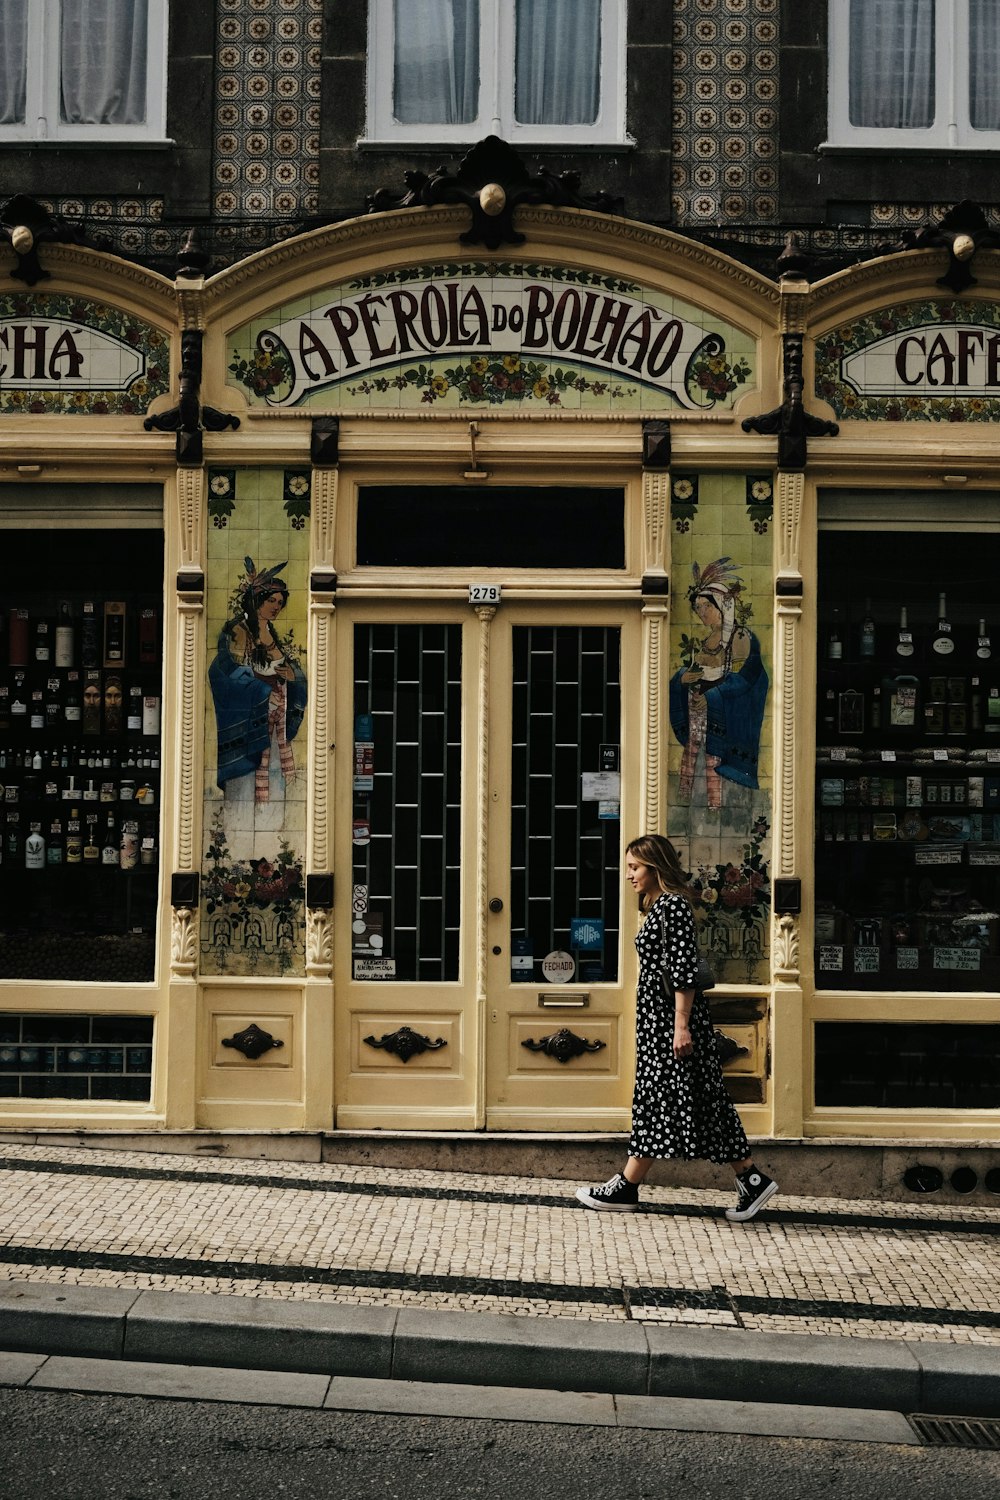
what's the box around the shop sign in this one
[815,299,1000,422]
[0,292,170,415]
[227,262,756,413]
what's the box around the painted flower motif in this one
[210,474,233,497]
[502,354,521,372]
[673,478,694,500]
[750,479,772,501]
[431,375,450,396]
[532,378,549,398]
[471,357,489,374]
[287,474,309,497]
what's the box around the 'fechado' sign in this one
[226,262,756,413]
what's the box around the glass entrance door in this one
[335,602,638,1131]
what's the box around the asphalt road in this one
[0,1388,998,1500]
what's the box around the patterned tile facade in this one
[215,0,322,228]
[671,0,780,227]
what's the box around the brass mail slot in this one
[538,993,590,1008]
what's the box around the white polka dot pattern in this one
[628,892,751,1165]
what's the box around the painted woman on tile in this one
[669,556,767,808]
[209,557,307,807]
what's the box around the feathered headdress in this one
[687,556,743,606]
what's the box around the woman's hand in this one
[680,666,704,685]
[673,1024,693,1061]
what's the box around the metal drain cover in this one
[909,1415,1000,1449]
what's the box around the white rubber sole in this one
[574,1185,639,1212]
[724,1179,779,1222]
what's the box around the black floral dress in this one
[628,891,750,1164]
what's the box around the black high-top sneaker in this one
[575,1173,639,1212]
[725,1168,778,1222]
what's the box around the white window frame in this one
[366,0,629,146]
[827,0,1000,151]
[0,0,169,144]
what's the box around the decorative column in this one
[639,458,670,834]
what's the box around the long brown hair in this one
[626,834,691,912]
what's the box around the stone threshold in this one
[1,1128,999,1204]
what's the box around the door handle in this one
[488,897,503,914]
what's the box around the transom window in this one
[0,0,168,143]
[828,0,1000,150]
[366,0,628,145]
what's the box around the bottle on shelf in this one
[119,817,139,871]
[54,600,74,669]
[80,602,99,669]
[66,808,83,865]
[895,606,915,658]
[101,813,119,866]
[884,673,920,731]
[33,617,50,665]
[64,672,81,726]
[46,814,63,866]
[24,822,45,870]
[127,684,143,734]
[977,619,992,661]
[83,814,100,865]
[827,607,843,661]
[859,598,876,659]
[45,676,61,730]
[29,690,44,732]
[8,608,29,668]
[931,592,955,657]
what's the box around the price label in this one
[988,750,1000,763]
[933,749,948,761]
[469,584,502,605]
[881,750,896,762]
[830,747,847,761]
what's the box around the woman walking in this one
[576,834,778,1223]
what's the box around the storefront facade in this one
[0,190,997,1147]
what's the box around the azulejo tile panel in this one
[226,262,757,413]
[201,467,310,978]
[671,0,780,226]
[215,0,322,220]
[666,472,773,985]
[0,291,170,415]
[815,298,1000,422]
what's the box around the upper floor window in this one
[828,0,1000,149]
[367,0,628,145]
[0,0,168,143]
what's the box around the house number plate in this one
[469,584,502,604]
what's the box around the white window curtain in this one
[0,0,28,125]
[515,0,601,125]
[848,0,935,129]
[392,0,479,124]
[970,0,1000,130]
[60,0,148,126]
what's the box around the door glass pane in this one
[510,626,620,983]
[392,0,479,124]
[357,487,625,569]
[352,623,462,982]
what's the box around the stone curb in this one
[0,1281,998,1417]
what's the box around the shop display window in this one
[0,529,164,982]
[0,1012,153,1101]
[816,522,1000,995]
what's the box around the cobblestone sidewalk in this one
[1,1143,998,1346]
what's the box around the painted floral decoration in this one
[745,474,773,533]
[283,469,311,529]
[671,474,699,531]
[207,469,236,528]
[348,354,635,407]
[685,342,753,407]
[690,816,771,939]
[228,341,294,399]
[204,810,304,923]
